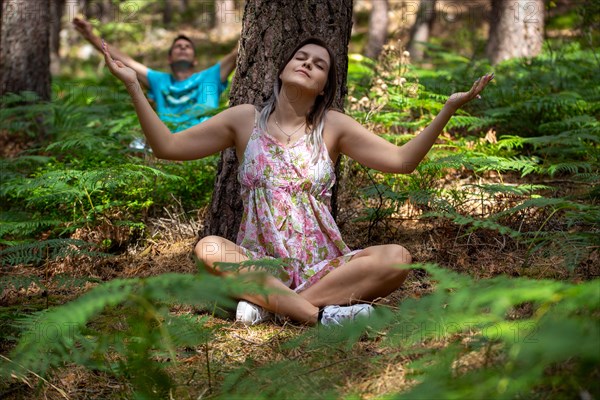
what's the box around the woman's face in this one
[279,44,331,98]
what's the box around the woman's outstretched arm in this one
[102,41,245,161]
[333,73,494,173]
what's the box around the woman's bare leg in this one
[194,235,319,324]
[299,244,411,307]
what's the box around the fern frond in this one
[446,115,483,130]
[0,212,62,239]
[45,132,120,153]
[496,135,526,151]
[0,275,45,292]
[545,161,594,176]
[1,272,260,383]
[0,239,107,267]
[572,172,600,183]
[468,183,554,196]
[425,211,520,237]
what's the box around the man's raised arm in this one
[219,42,239,83]
[72,17,149,88]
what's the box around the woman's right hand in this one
[101,40,138,86]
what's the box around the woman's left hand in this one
[445,73,494,112]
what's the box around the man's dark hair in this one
[168,34,196,56]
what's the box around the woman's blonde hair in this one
[258,38,338,164]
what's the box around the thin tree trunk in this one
[163,0,173,25]
[1,0,51,100]
[100,0,111,23]
[203,0,353,241]
[486,0,545,65]
[50,0,65,75]
[364,0,388,59]
[179,0,188,12]
[408,0,437,61]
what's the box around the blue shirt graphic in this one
[147,63,228,132]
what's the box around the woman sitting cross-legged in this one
[101,37,493,326]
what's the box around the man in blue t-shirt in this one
[73,17,238,132]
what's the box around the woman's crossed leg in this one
[194,235,411,325]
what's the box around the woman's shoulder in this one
[324,108,358,130]
[221,104,256,122]
[219,104,257,135]
[228,103,257,114]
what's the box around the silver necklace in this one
[274,117,306,144]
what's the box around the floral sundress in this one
[237,114,361,292]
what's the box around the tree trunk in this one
[179,0,188,12]
[50,0,65,75]
[163,0,173,25]
[1,0,51,100]
[486,0,545,65]
[203,0,353,241]
[407,0,437,61]
[100,0,111,23]
[364,0,388,59]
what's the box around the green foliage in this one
[0,91,50,138]
[347,41,599,270]
[214,265,599,399]
[0,268,273,398]
[0,239,108,267]
[1,19,598,400]
[388,265,600,399]
[5,263,597,399]
[0,78,218,249]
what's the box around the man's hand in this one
[74,18,150,89]
[445,73,494,112]
[73,17,95,41]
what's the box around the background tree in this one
[204,0,354,241]
[486,0,544,65]
[49,0,65,75]
[407,0,437,62]
[1,0,51,100]
[364,0,389,59]
[163,0,174,25]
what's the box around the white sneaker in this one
[236,301,274,325]
[320,304,374,326]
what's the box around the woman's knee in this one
[380,245,411,285]
[194,235,247,273]
[380,244,412,266]
[194,235,225,268]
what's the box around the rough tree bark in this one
[1,0,51,100]
[203,0,353,241]
[364,0,388,59]
[486,0,544,65]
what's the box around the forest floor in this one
[2,172,598,399]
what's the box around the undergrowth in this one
[346,41,599,272]
[0,76,218,264]
[1,264,598,399]
[1,36,599,399]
